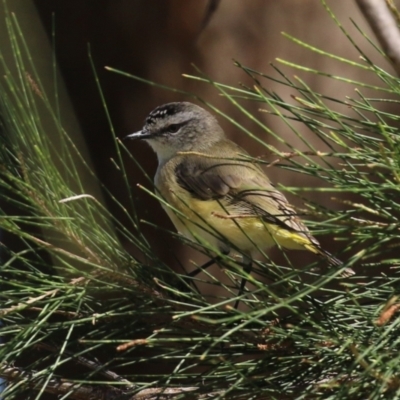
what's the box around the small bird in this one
[125,102,354,291]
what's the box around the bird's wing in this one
[173,148,355,276]
[174,151,317,244]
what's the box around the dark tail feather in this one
[319,249,355,278]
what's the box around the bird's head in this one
[125,102,225,162]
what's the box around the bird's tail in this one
[302,242,355,277]
[318,248,355,278]
[287,232,355,277]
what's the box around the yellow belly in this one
[161,194,307,256]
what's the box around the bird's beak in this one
[124,130,152,141]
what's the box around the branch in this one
[0,361,359,399]
[0,363,199,400]
[356,0,400,75]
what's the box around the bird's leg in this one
[177,258,218,295]
[181,255,224,294]
[234,255,252,309]
[188,256,221,277]
[188,248,230,278]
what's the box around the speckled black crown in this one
[145,102,185,125]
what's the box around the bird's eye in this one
[166,124,180,134]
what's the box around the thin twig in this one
[211,211,254,220]
[0,289,58,317]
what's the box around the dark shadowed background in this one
[17,0,397,277]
